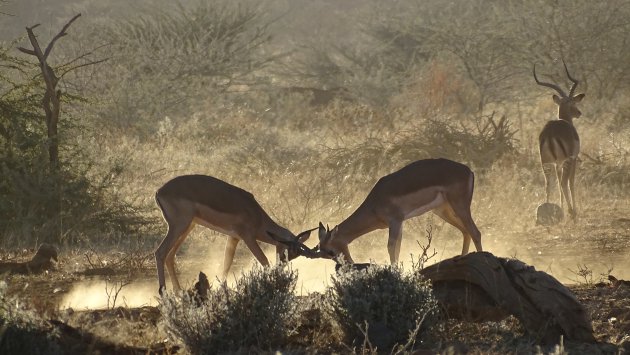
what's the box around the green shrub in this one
[326,265,439,351]
[0,38,152,246]
[160,265,299,354]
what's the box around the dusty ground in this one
[2,204,630,354]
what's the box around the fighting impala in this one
[279,158,483,264]
[154,175,315,294]
[533,61,585,219]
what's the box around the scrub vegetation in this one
[2,0,630,353]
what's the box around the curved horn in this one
[562,59,579,97]
[268,231,323,259]
[533,64,567,98]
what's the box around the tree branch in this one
[59,58,109,79]
[44,13,81,60]
[16,47,36,56]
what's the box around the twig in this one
[391,312,428,355]
[105,276,131,309]
[356,320,376,354]
[415,225,438,270]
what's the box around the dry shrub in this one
[160,265,299,354]
[325,264,439,351]
[292,291,344,351]
[391,60,472,117]
[580,149,630,194]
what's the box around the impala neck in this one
[558,107,574,124]
[265,218,294,242]
[335,204,382,244]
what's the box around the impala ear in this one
[267,231,292,246]
[573,93,585,102]
[552,94,562,105]
[296,227,316,243]
[329,226,339,241]
[318,222,328,242]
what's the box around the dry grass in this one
[4,47,630,354]
[76,80,630,286]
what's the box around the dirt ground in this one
[2,204,630,354]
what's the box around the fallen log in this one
[0,244,58,275]
[420,252,595,344]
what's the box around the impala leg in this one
[433,205,467,253]
[435,201,482,255]
[541,163,555,203]
[561,160,576,219]
[460,211,482,253]
[555,164,564,208]
[339,244,354,264]
[275,244,287,263]
[165,224,194,291]
[242,235,270,267]
[330,241,355,264]
[156,221,193,294]
[568,158,578,219]
[222,237,240,279]
[387,220,403,265]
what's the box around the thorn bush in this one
[325,264,439,351]
[160,265,299,354]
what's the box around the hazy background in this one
[2,0,630,304]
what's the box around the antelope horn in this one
[268,231,323,259]
[562,59,579,97]
[533,64,567,98]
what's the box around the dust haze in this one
[2,0,630,309]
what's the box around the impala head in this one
[533,60,585,122]
[315,222,342,259]
[268,227,317,261]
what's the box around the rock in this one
[420,252,595,344]
[536,202,564,226]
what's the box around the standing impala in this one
[154,175,314,294]
[315,158,482,264]
[533,61,585,219]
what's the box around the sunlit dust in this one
[60,279,159,309]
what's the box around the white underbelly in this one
[390,187,445,219]
[193,217,239,238]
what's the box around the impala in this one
[534,61,585,219]
[312,158,483,264]
[154,175,315,294]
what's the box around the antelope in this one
[154,175,315,295]
[533,61,585,219]
[292,159,483,264]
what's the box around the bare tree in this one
[17,13,105,169]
